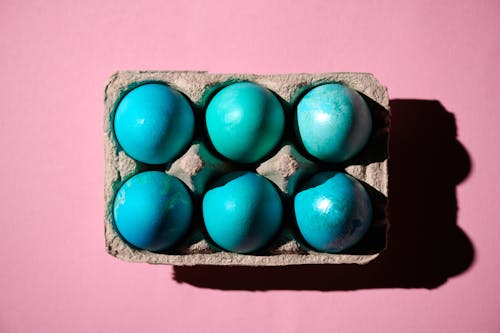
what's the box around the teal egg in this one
[294,172,372,253]
[114,83,194,165]
[202,172,283,253]
[113,171,193,252]
[296,83,372,163]
[205,82,285,163]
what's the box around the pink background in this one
[1,0,500,332]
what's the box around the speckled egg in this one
[113,171,193,252]
[205,82,285,163]
[114,83,194,165]
[296,83,372,163]
[294,172,372,253]
[202,172,283,253]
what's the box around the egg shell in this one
[114,83,194,165]
[294,172,372,253]
[202,172,283,254]
[113,171,193,252]
[297,83,372,163]
[104,71,389,266]
[206,82,285,163]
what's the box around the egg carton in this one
[104,71,390,266]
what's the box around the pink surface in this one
[1,0,499,332]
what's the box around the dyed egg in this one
[114,83,194,165]
[113,171,192,252]
[202,172,283,253]
[294,172,372,253]
[296,83,372,163]
[205,82,285,163]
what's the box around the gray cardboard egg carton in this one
[104,71,390,266]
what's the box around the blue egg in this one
[205,82,285,163]
[202,172,283,253]
[113,171,193,252]
[294,172,372,253]
[114,83,194,165]
[296,83,372,163]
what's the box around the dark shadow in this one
[172,99,474,290]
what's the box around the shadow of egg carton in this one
[104,71,390,266]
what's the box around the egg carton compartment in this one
[104,71,390,266]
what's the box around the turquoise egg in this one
[296,83,372,163]
[294,172,372,253]
[113,171,193,252]
[205,82,285,163]
[114,83,194,165]
[202,172,283,253]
